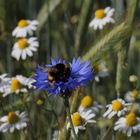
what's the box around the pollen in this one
[95,9,106,19]
[8,112,19,124]
[18,38,28,49]
[18,19,28,28]
[11,79,22,92]
[126,112,138,126]
[130,90,139,98]
[81,96,93,108]
[72,113,83,126]
[112,100,123,111]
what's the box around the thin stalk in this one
[44,93,60,128]
[64,98,78,140]
[100,126,113,140]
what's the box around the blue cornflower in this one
[32,57,93,96]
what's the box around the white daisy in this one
[11,37,39,61]
[89,7,115,30]
[3,75,32,97]
[0,74,10,93]
[67,110,96,135]
[78,96,102,114]
[0,111,28,133]
[125,89,140,102]
[103,98,131,119]
[12,19,38,38]
[114,112,140,137]
[94,62,109,82]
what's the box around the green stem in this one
[100,126,113,140]
[64,98,78,140]
[44,93,60,128]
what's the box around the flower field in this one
[0,0,140,139]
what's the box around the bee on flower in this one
[33,57,93,97]
[114,112,140,137]
[11,37,39,61]
[103,98,131,119]
[67,111,96,135]
[0,111,28,133]
[12,19,38,38]
[89,7,115,30]
[125,89,140,102]
[3,75,33,97]
[78,96,102,114]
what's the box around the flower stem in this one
[64,97,78,140]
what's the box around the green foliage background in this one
[0,0,140,139]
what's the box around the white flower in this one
[125,90,140,102]
[94,62,109,82]
[11,37,39,61]
[67,110,96,135]
[114,112,140,137]
[0,74,10,93]
[89,7,115,30]
[3,75,32,97]
[78,96,102,114]
[103,98,131,119]
[12,19,38,38]
[0,111,28,133]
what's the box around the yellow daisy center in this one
[95,9,106,19]
[130,90,139,98]
[81,96,93,108]
[125,112,138,126]
[11,79,22,92]
[112,100,123,111]
[8,112,19,124]
[18,39,28,49]
[72,113,83,126]
[18,20,28,28]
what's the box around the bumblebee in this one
[43,63,71,85]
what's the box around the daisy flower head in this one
[125,89,140,102]
[11,37,39,61]
[3,75,32,97]
[0,74,10,93]
[12,19,38,38]
[103,98,131,119]
[67,110,96,135]
[0,111,28,133]
[33,57,93,97]
[89,7,115,30]
[78,95,102,114]
[114,112,140,137]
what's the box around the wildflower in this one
[0,111,28,133]
[12,19,38,38]
[114,112,140,137]
[11,37,39,61]
[89,7,115,30]
[67,111,96,134]
[103,98,131,119]
[3,75,32,97]
[129,75,138,82]
[0,74,10,93]
[33,57,93,97]
[125,89,140,102]
[78,96,102,113]
[93,62,109,82]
